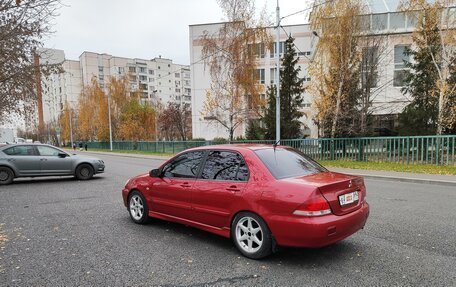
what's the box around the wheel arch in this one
[0,164,17,177]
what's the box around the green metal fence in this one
[85,135,456,166]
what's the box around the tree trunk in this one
[437,88,445,135]
[331,80,344,138]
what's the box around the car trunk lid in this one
[288,172,366,216]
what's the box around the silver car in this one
[0,144,105,185]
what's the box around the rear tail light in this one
[293,192,332,217]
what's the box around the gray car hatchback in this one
[0,144,105,185]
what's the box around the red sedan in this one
[122,144,369,259]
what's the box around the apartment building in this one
[39,49,191,125]
[189,1,422,139]
[39,48,82,124]
[79,52,191,106]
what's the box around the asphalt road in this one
[0,152,455,287]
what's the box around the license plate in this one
[339,191,359,206]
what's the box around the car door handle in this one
[7,159,15,162]
[180,182,191,188]
[226,185,240,192]
[40,158,47,161]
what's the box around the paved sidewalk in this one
[76,150,456,186]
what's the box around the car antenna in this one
[273,139,280,150]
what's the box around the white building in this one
[79,52,191,106]
[39,48,82,124]
[39,49,191,126]
[189,1,421,139]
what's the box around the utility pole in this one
[107,92,113,151]
[276,0,281,144]
[69,109,73,148]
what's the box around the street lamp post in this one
[275,0,281,144]
[107,91,113,151]
[69,108,73,148]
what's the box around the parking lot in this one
[0,152,455,286]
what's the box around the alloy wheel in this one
[129,195,144,221]
[235,217,263,254]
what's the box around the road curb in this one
[344,173,456,186]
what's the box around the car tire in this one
[128,190,149,224]
[75,164,94,180]
[231,212,273,259]
[0,167,14,185]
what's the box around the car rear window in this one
[254,148,327,179]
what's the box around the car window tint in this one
[37,146,61,156]
[162,151,204,178]
[3,146,36,156]
[254,148,327,179]
[201,151,248,181]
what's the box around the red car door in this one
[191,150,249,229]
[148,151,205,220]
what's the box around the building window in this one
[175,73,180,77]
[184,73,190,78]
[158,66,161,69]
[118,67,124,74]
[149,86,155,91]
[139,84,147,90]
[129,75,137,82]
[149,78,155,82]
[129,66,136,73]
[184,80,190,86]
[98,66,104,73]
[175,80,180,85]
[139,75,147,81]
[361,47,378,88]
[175,88,181,93]
[255,69,265,84]
[99,75,104,81]
[270,41,285,58]
[390,12,406,30]
[148,69,154,75]
[372,13,387,31]
[184,88,191,94]
[139,67,147,73]
[393,45,410,87]
[270,68,277,84]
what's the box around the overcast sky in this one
[44,0,312,65]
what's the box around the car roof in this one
[186,143,288,152]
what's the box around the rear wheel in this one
[128,190,149,224]
[231,212,273,259]
[0,167,14,185]
[75,164,94,180]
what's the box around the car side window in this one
[37,146,62,156]
[200,151,248,181]
[3,146,36,156]
[162,151,204,179]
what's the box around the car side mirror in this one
[58,152,68,158]
[149,168,161,178]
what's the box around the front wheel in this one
[0,167,14,185]
[231,212,273,259]
[75,164,94,180]
[128,191,149,224]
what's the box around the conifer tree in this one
[262,36,305,139]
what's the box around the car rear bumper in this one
[268,201,369,248]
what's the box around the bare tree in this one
[0,0,61,125]
[200,0,271,140]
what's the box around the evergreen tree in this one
[262,36,305,139]
[245,119,265,140]
[398,10,440,135]
[263,85,277,139]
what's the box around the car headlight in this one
[124,179,131,187]
[98,160,104,164]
